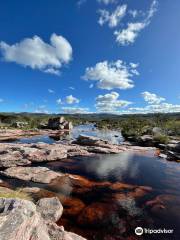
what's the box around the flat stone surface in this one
[0,167,63,184]
[0,150,31,168]
[0,141,157,169]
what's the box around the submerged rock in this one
[77,202,119,227]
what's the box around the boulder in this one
[48,118,60,130]
[47,222,86,240]
[63,121,73,130]
[59,125,65,130]
[0,197,87,240]
[139,135,154,146]
[167,151,180,161]
[0,198,48,240]
[37,197,63,222]
[47,117,73,130]
[152,127,163,135]
[167,142,180,153]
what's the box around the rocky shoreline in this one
[0,135,156,168]
[0,128,179,239]
[124,134,180,162]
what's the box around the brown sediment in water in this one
[19,171,154,240]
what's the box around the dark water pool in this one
[2,151,180,240]
[49,153,180,240]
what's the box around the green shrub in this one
[164,120,180,136]
[153,134,169,144]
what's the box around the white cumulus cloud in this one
[114,0,158,45]
[0,33,72,75]
[98,5,127,28]
[56,98,62,105]
[114,22,145,45]
[82,60,139,90]
[142,91,165,104]
[95,91,132,112]
[48,89,55,94]
[65,95,80,104]
[129,103,180,114]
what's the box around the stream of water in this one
[14,124,124,144]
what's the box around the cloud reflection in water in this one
[83,152,139,181]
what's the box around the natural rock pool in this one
[0,125,180,239]
[1,152,180,239]
[36,154,180,240]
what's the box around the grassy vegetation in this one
[0,113,84,130]
[153,134,170,144]
[0,187,32,201]
[95,113,180,140]
[0,112,179,140]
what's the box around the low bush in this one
[153,134,169,144]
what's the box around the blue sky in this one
[0,0,179,114]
